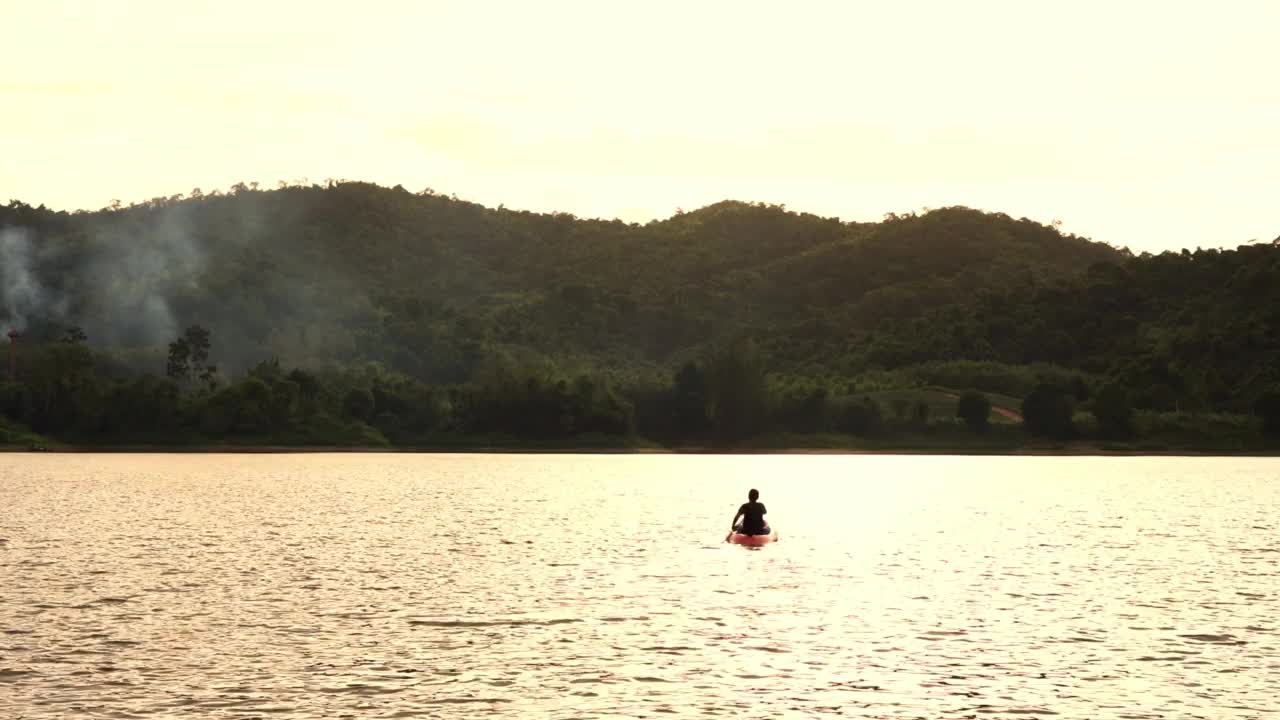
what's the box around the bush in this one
[1134,411,1253,445]
[1072,411,1099,438]
[834,396,883,435]
[956,391,992,432]
[1022,383,1075,438]
[342,388,375,422]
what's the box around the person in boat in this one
[731,488,770,536]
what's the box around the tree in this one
[911,401,930,428]
[244,377,276,431]
[956,391,992,432]
[18,342,99,432]
[835,396,882,435]
[1257,388,1280,436]
[671,362,710,436]
[166,337,190,381]
[103,376,180,434]
[184,326,214,385]
[287,368,322,417]
[1022,383,1075,438]
[774,382,829,433]
[343,388,375,422]
[705,338,770,441]
[1092,383,1134,438]
[167,325,218,391]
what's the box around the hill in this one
[2,181,1278,450]
[0,183,1122,378]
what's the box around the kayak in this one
[728,530,778,546]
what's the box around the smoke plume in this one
[0,187,375,375]
[0,227,54,332]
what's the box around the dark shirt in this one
[737,501,768,534]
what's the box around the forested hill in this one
[0,182,1122,379]
[5,181,1280,448]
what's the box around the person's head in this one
[748,488,759,502]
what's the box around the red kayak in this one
[728,530,778,546]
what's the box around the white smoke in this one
[80,208,203,347]
[0,227,49,332]
[0,191,329,369]
[0,205,207,345]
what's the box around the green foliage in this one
[166,325,218,391]
[1132,410,1258,449]
[0,188,1128,384]
[833,396,883,435]
[1,184,1278,449]
[907,361,1090,400]
[1092,383,1135,439]
[100,375,181,435]
[1256,388,1280,436]
[911,401,931,429]
[771,380,830,434]
[704,338,769,441]
[1072,411,1099,438]
[0,414,55,447]
[342,388,375,422]
[862,387,1017,427]
[0,382,23,418]
[669,362,711,437]
[956,391,992,432]
[1022,384,1075,439]
[8,342,99,433]
[199,377,276,435]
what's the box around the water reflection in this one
[1,453,1277,718]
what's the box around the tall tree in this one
[705,337,769,441]
[166,325,218,391]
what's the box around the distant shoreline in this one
[4,444,1278,457]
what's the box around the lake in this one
[2,453,1277,718]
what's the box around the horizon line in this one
[6,178,1277,253]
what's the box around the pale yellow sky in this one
[3,0,1277,252]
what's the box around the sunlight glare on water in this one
[1,453,1277,718]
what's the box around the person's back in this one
[732,489,769,535]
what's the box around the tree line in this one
[2,327,1277,449]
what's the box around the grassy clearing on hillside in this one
[864,387,1022,425]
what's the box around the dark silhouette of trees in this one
[1093,384,1135,438]
[1022,384,1075,439]
[342,388,375,422]
[670,362,710,437]
[956,391,991,432]
[705,338,769,441]
[1257,389,1280,436]
[167,325,217,391]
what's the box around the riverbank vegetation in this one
[2,182,1278,452]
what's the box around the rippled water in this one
[2,453,1278,718]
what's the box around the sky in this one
[2,0,1278,253]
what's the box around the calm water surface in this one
[2,453,1278,718]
